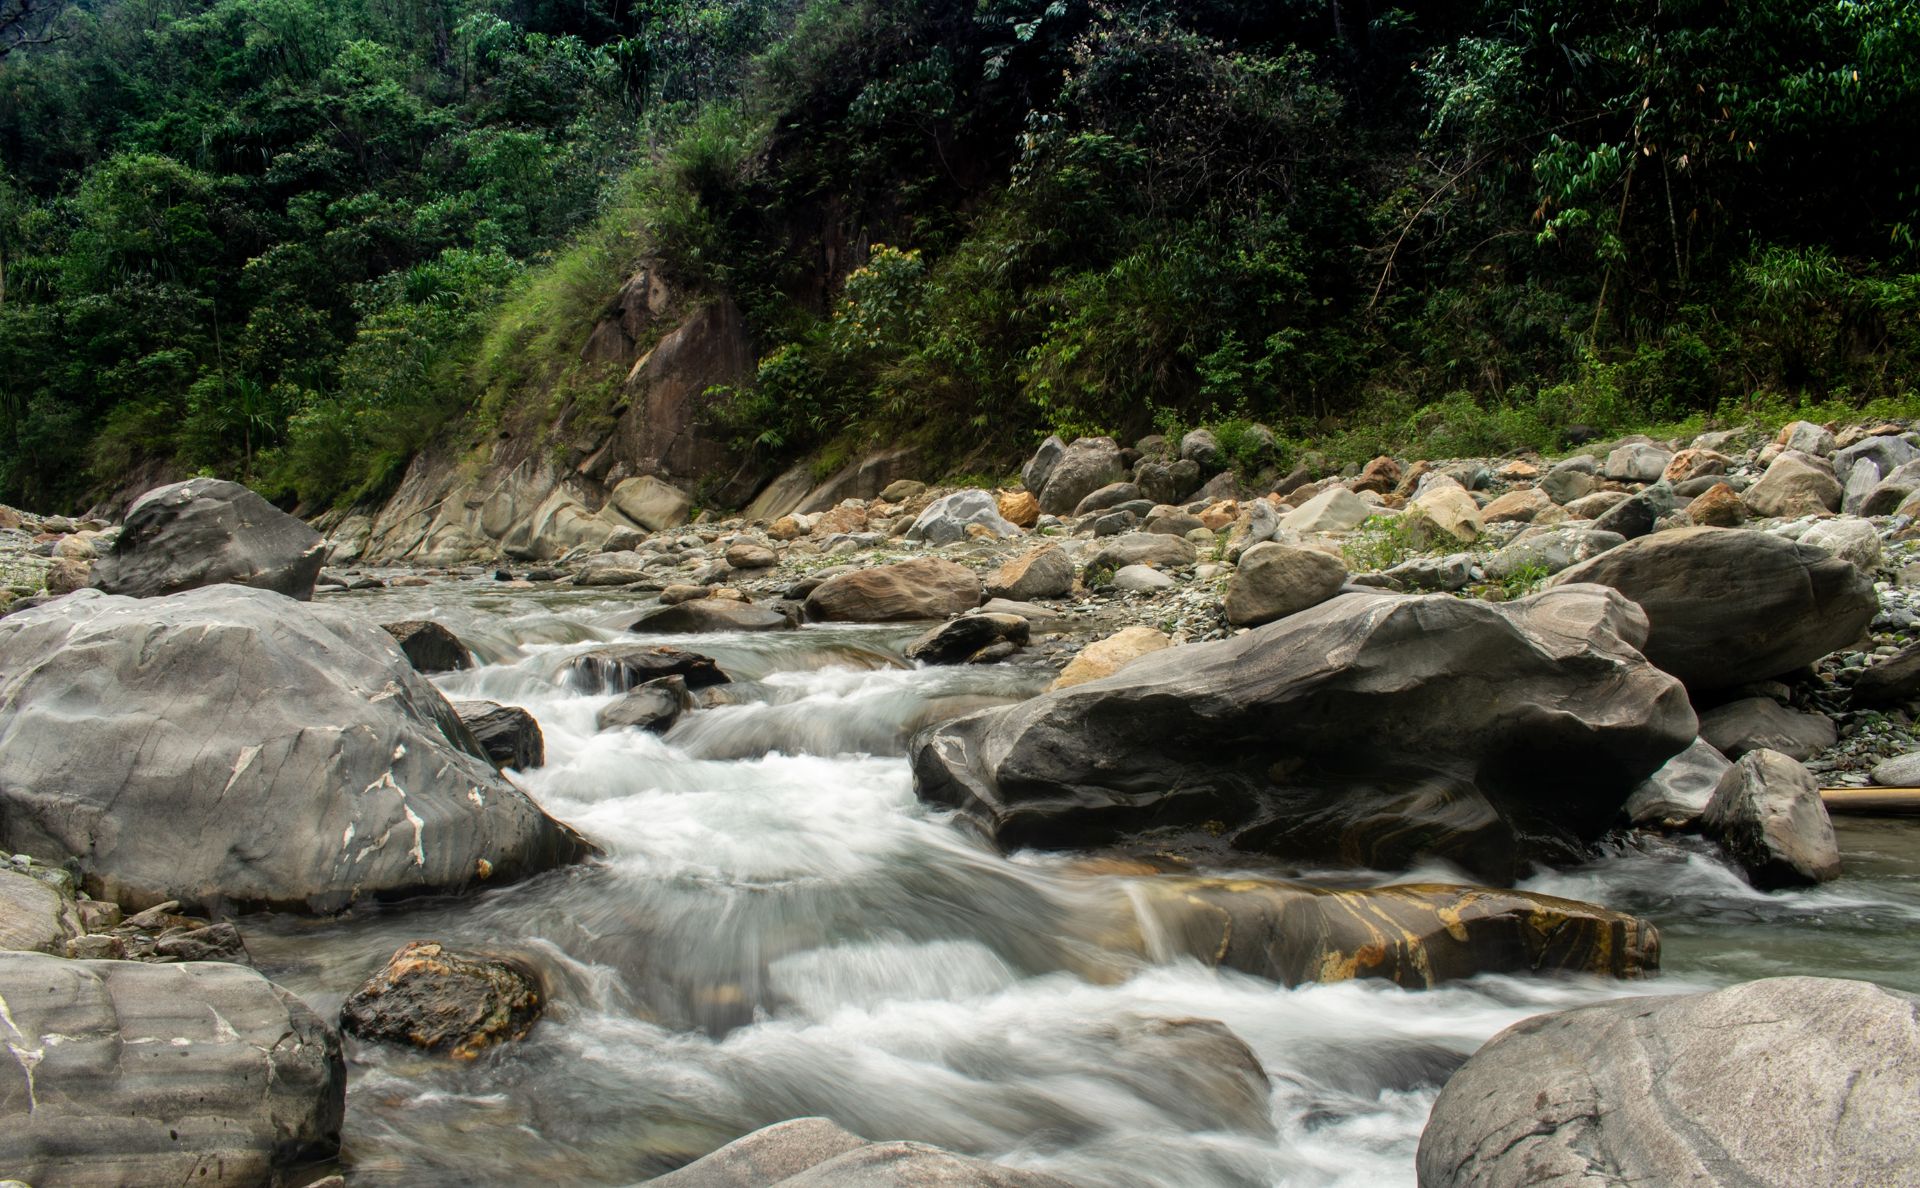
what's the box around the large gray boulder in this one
[0,586,586,912]
[1035,437,1125,515]
[1550,526,1876,690]
[1622,737,1730,830]
[1834,432,1915,487]
[1223,543,1347,627]
[1416,977,1920,1188]
[907,490,1021,545]
[912,585,1695,883]
[804,558,984,623]
[89,477,326,600]
[0,952,345,1185]
[1698,697,1836,761]
[985,545,1074,601]
[1482,526,1624,580]
[647,1117,1077,1187]
[1742,450,1841,517]
[1701,749,1841,887]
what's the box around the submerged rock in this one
[912,585,1693,883]
[1417,977,1920,1188]
[630,598,792,633]
[89,477,326,600]
[906,614,1031,665]
[0,586,586,912]
[647,1117,1079,1187]
[1121,878,1658,987]
[0,952,344,1184]
[564,644,730,693]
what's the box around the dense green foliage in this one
[4,0,1919,511]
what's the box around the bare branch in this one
[0,0,73,60]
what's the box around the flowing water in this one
[244,579,1920,1187]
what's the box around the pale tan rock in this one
[1048,626,1172,691]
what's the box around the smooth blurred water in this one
[242,576,1920,1186]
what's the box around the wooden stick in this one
[1820,787,1920,816]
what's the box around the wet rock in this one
[1550,526,1876,690]
[1048,626,1171,691]
[566,644,730,692]
[1224,542,1347,627]
[0,951,344,1184]
[804,558,985,623]
[1743,450,1841,517]
[340,940,544,1059]
[915,585,1694,883]
[1126,878,1658,988]
[985,545,1074,601]
[89,477,326,601]
[1701,749,1841,887]
[630,598,792,633]
[908,490,1022,545]
[0,587,585,912]
[0,866,83,953]
[1280,488,1372,533]
[1418,977,1920,1188]
[598,678,687,733]
[646,1117,1078,1188]
[454,701,546,770]
[1698,697,1837,761]
[382,619,474,674]
[1622,737,1731,830]
[1036,436,1126,516]
[906,614,1030,665]
[1084,533,1196,575]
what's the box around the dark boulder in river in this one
[88,476,327,601]
[0,586,587,912]
[454,700,546,770]
[1417,976,1920,1187]
[911,585,1695,883]
[340,940,545,1059]
[0,951,344,1184]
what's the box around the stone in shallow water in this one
[340,940,545,1060]
[646,1117,1080,1187]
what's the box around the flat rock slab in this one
[1417,977,1920,1188]
[0,952,344,1185]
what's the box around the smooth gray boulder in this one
[1279,487,1372,533]
[89,477,326,600]
[1416,977,1920,1188]
[1777,419,1837,456]
[907,490,1021,545]
[1550,526,1876,689]
[598,679,686,733]
[1743,450,1842,517]
[1603,442,1672,483]
[1799,516,1882,571]
[1857,458,1920,515]
[1698,697,1836,761]
[1020,436,1067,496]
[1871,751,1920,786]
[1224,542,1347,626]
[0,866,83,954]
[1834,433,1915,487]
[0,952,344,1184]
[912,584,1694,883]
[0,586,585,912]
[1702,749,1840,887]
[647,1117,1077,1188]
[1036,437,1125,515]
[1622,737,1731,830]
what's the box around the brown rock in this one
[1497,459,1542,480]
[1664,448,1730,484]
[997,490,1040,528]
[1198,500,1240,531]
[339,941,544,1060]
[767,515,805,541]
[1394,459,1434,497]
[803,558,984,622]
[808,504,869,536]
[1687,482,1747,527]
[1480,488,1551,525]
[986,544,1074,601]
[1048,626,1171,690]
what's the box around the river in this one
[241,579,1920,1186]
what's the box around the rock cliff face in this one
[332,281,764,565]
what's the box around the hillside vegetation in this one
[3,0,1918,512]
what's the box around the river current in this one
[243,580,1920,1186]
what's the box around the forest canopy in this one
[2,0,1917,511]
